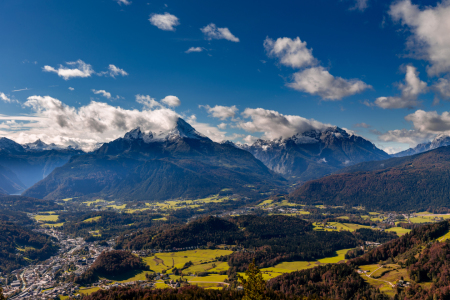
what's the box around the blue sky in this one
[1,0,450,152]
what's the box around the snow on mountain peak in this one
[123,118,208,143]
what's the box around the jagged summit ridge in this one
[392,134,450,157]
[123,118,208,143]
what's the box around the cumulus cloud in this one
[98,65,128,78]
[238,107,330,140]
[0,92,12,103]
[43,60,95,80]
[135,95,162,109]
[264,37,317,69]
[378,109,450,147]
[116,0,131,5]
[1,95,180,151]
[287,66,371,100]
[374,65,427,109]
[201,23,239,42]
[92,89,112,100]
[161,95,181,107]
[185,115,234,142]
[149,13,179,31]
[185,47,204,53]
[68,87,74,91]
[351,0,369,11]
[433,76,450,100]
[218,123,227,129]
[200,105,238,120]
[378,128,434,146]
[389,0,450,76]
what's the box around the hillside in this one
[24,118,285,200]
[0,195,61,212]
[75,250,149,284]
[0,221,59,273]
[290,146,450,211]
[240,127,389,182]
[0,164,25,194]
[0,137,84,190]
[116,215,396,271]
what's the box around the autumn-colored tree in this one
[237,259,269,300]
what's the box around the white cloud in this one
[185,47,204,53]
[200,23,239,42]
[264,37,317,69]
[378,128,433,146]
[68,87,74,91]
[0,92,12,103]
[43,60,95,80]
[374,65,427,109]
[287,66,371,100]
[238,107,330,140]
[354,122,371,128]
[433,76,450,99]
[405,110,450,133]
[351,0,369,11]
[116,0,131,5]
[243,135,259,144]
[135,95,163,109]
[389,0,450,76]
[1,95,180,151]
[185,115,233,142]
[200,105,238,120]
[382,146,404,155]
[98,65,128,78]
[12,88,30,92]
[92,89,112,100]
[149,13,179,31]
[161,95,181,107]
[218,123,227,129]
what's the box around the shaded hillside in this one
[240,127,389,182]
[0,195,61,212]
[0,164,25,194]
[24,118,285,200]
[268,263,388,300]
[0,137,84,189]
[0,221,59,273]
[290,146,450,211]
[75,250,149,284]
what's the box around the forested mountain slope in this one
[290,146,450,211]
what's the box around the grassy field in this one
[78,287,100,295]
[258,248,354,279]
[34,215,59,222]
[386,227,411,236]
[83,216,101,223]
[107,204,127,209]
[438,229,450,241]
[313,222,372,232]
[83,199,106,206]
[142,249,233,274]
[41,222,64,228]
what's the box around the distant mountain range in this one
[23,118,285,200]
[238,127,390,182]
[289,145,450,211]
[0,137,84,194]
[392,134,450,157]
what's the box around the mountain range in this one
[0,137,84,194]
[239,126,390,182]
[392,134,450,157]
[23,118,285,200]
[289,145,450,211]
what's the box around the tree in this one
[0,286,5,300]
[237,259,269,300]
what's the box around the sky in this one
[2,0,450,153]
